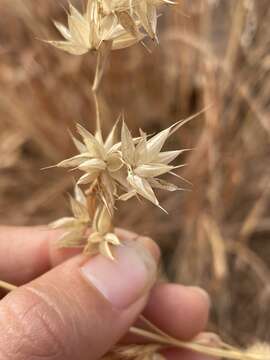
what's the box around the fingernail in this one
[188,286,211,307]
[80,238,158,310]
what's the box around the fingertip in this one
[116,229,161,264]
[144,283,210,340]
[137,236,161,264]
[187,287,211,309]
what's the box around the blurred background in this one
[0,0,269,347]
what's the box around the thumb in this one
[0,236,159,360]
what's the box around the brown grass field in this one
[0,0,269,346]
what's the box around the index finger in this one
[0,226,79,286]
[0,226,142,286]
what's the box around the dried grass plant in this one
[0,0,270,357]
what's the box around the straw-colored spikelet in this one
[47,1,144,55]
[55,118,186,211]
[50,185,90,247]
[101,0,175,41]
[56,121,123,214]
[51,116,187,256]
[119,120,186,209]
[47,0,175,56]
[85,205,121,259]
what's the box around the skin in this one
[0,226,211,360]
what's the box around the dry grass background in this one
[0,0,270,348]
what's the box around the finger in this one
[143,283,210,340]
[0,237,159,360]
[123,283,210,343]
[0,226,141,285]
[0,226,77,285]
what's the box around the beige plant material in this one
[50,184,120,259]
[51,116,187,256]
[119,120,187,208]
[86,205,121,259]
[56,118,187,208]
[244,343,270,360]
[101,0,175,41]
[50,185,90,248]
[113,344,165,360]
[47,1,145,56]
[57,122,122,213]
[47,0,175,57]
[45,0,188,259]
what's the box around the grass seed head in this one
[50,117,187,255]
[86,205,121,259]
[101,0,174,41]
[47,0,147,55]
[120,120,186,208]
[50,185,90,248]
[47,0,175,56]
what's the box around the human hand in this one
[0,226,210,360]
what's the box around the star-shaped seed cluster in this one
[47,0,174,55]
[51,117,188,257]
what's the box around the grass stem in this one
[0,280,17,292]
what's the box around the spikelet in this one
[47,0,145,55]
[101,0,175,41]
[85,205,121,260]
[57,122,122,213]
[50,185,90,248]
[47,0,176,56]
[54,117,187,210]
[50,116,188,256]
[120,120,187,208]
